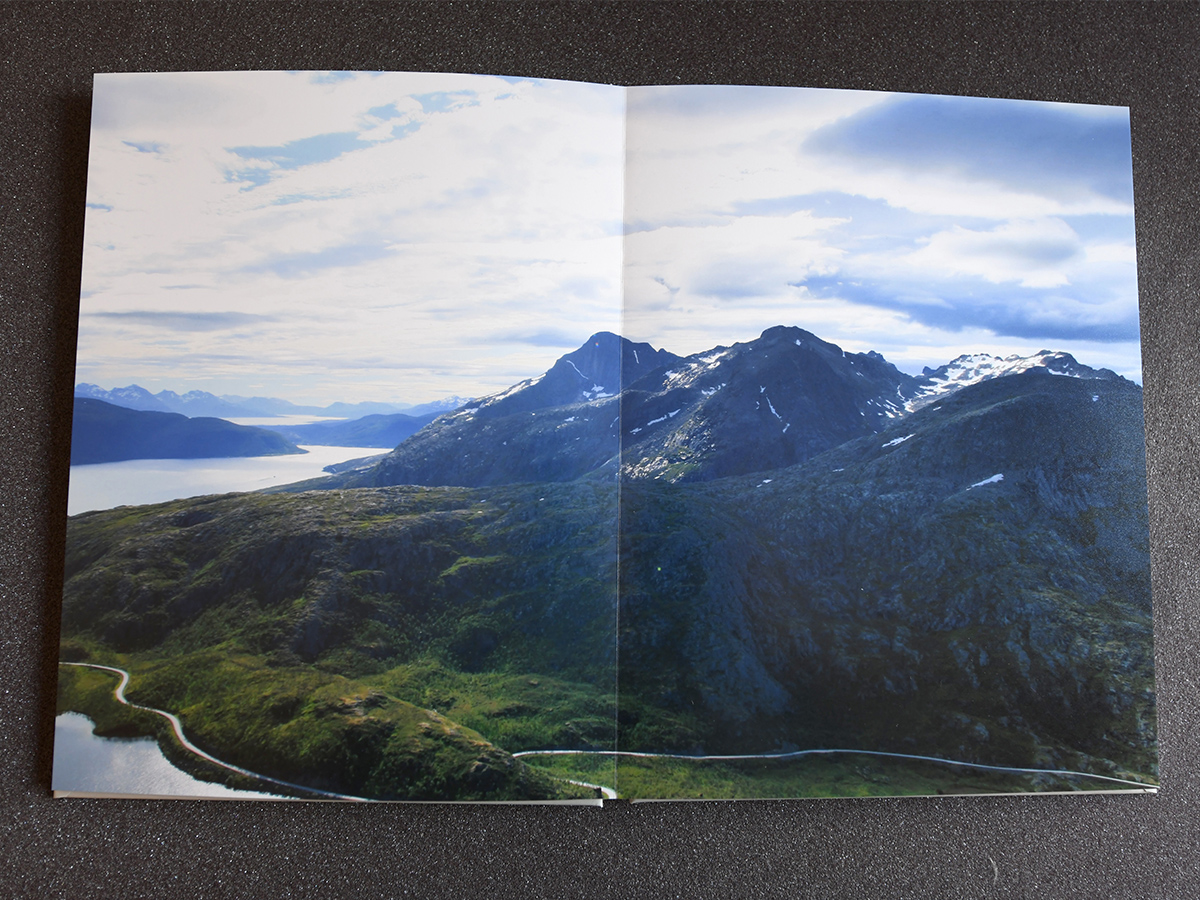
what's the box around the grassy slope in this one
[57,648,598,801]
[58,482,617,801]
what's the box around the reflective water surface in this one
[52,712,285,799]
[67,445,386,515]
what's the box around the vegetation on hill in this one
[618,372,1155,786]
[60,482,618,799]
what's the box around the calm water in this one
[67,445,386,515]
[52,712,284,799]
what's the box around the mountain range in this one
[59,326,1154,799]
[74,383,469,420]
[339,327,1123,489]
[255,411,441,449]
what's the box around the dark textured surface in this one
[2,2,1198,896]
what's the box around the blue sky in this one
[77,75,1141,408]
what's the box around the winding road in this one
[562,778,618,800]
[65,662,1145,800]
[60,662,371,801]
[513,747,1159,792]
[59,662,610,802]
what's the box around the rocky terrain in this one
[618,370,1154,778]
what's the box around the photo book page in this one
[54,71,1155,802]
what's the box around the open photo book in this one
[53,71,1156,802]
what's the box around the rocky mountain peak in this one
[467,333,683,420]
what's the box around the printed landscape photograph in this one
[54,71,1156,802]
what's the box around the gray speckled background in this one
[3,3,1198,896]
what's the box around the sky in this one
[79,71,626,406]
[77,73,1141,407]
[623,85,1140,380]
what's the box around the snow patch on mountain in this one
[970,473,1005,488]
[907,350,1112,412]
[660,349,733,391]
[483,374,543,406]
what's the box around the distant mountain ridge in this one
[257,411,441,448]
[74,384,470,420]
[77,331,1130,482]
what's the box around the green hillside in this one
[59,482,618,800]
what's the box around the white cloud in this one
[901,218,1084,288]
[78,72,626,404]
[624,211,841,309]
[77,76,1143,403]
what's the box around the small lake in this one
[67,445,387,515]
[52,712,285,799]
